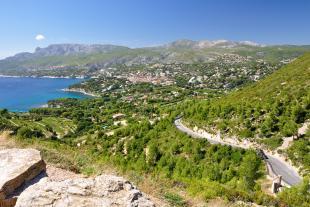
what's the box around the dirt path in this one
[278,121,309,150]
[45,165,84,181]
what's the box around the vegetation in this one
[164,192,187,207]
[183,53,310,149]
[1,112,276,205]
[287,128,310,174]
[279,177,310,207]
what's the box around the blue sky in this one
[0,0,310,58]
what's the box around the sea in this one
[0,77,89,112]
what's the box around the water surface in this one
[0,77,88,112]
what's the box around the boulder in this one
[0,148,46,206]
[15,175,155,207]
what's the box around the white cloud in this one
[35,34,45,41]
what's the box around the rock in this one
[0,148,155,206]
[0,197,17,207]
[0,148,46,205]
[15,175,155,207]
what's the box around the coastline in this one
[0,74,85,79]
[62,88,100,97]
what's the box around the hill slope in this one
[184,52,310,139]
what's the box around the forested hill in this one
[221,52,310,103]
[184,53,310,140]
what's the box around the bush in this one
[278,178,310,207]
[260,136,283,150]
[164,192,187,207]
[17,127,44,139]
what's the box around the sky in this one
[0,0,310,59]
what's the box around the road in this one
[174,118,302,186]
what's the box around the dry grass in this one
[257,177,274,197]
[0,131,18,149]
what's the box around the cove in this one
[0,77,89,112]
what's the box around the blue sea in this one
[0,77,89,112]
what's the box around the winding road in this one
[174,118,302,186]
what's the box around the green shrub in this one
[164,192,187,207]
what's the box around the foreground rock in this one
[0,148,46,206]
[15,174,155,207]
[0,148,155,206]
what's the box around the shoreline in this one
[62,88,100,97]
[0,75,85,79]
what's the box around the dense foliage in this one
[279,177,310,207]
[0,109,277,205]
[287,128,310,174]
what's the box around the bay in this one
[0,77,88,112]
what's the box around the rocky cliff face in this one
[0,148,155,207]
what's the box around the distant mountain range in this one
[0,39,309,75]
[163,39,262,49]
[9,44,129,59]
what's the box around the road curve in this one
[174,118,302,186]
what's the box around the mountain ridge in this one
[4,39,306,60]
[1,39,310,75]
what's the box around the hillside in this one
[183,53,310,171]
[184,52,310,133]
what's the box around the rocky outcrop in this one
[0,148,154,207]
[15,175,155,207]
[0,148,46,207]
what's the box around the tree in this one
[282,120,298,137]
[17,127,44,139]
[239,152,261,190]
[147,143,161,166]
[292,104,306,123]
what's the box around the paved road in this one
[266,155,301,186]
[174,118,302,186]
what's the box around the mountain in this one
[0,40,310,76]
[164,39,263,49]
[1,44,131,68]
[34,44,129,56]
[4,44,129,61]
[164,40,263,49]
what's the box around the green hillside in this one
[184,53,310,142]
